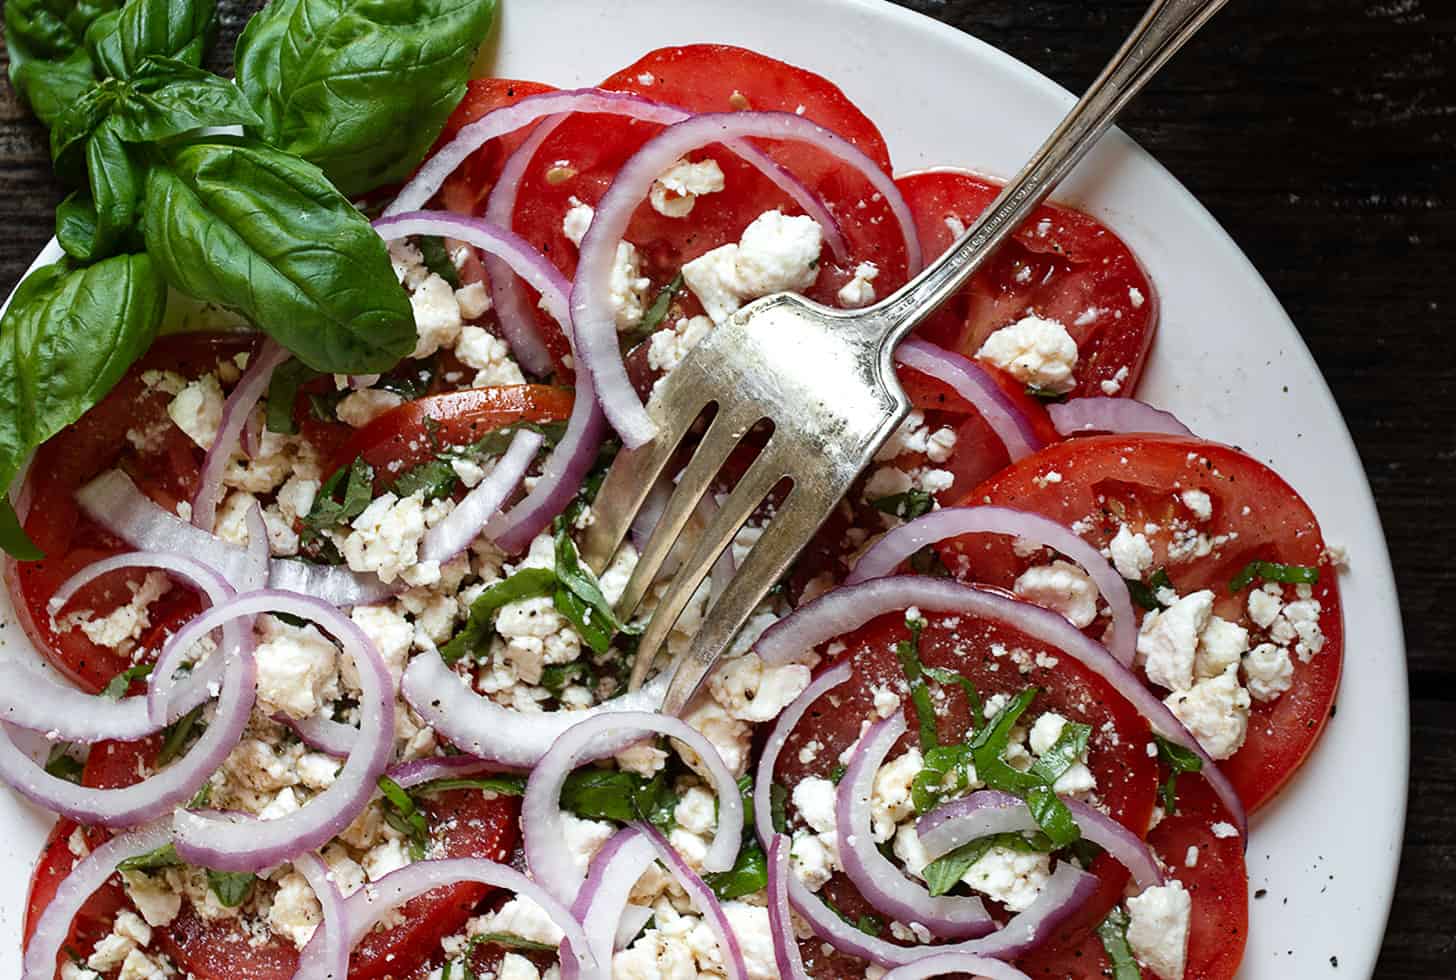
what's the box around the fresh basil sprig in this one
[0,254,165,558]
[1096,905,1144,980]
[235,0,498,197]
[88,0,215,82]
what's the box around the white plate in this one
[0,0,1408,976]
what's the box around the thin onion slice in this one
[881,953,1035,980]
[569,826,659,978]
[292,851,349,980]
[21,821,173,980]
[0,619,254,827]
[894,339,1043,462]
[523,710,741,905]
[372,211,607,553]
[283,713,355,759]
[636,822,749,980]
[572,109,920,447]
[917,790,1164,893]
[766,833,812,980]
[847,504,1138,667]
[193,339,292,532]
[171,590,394,872]
[77,470,396,606]
[242,500,270,591]
[420,427,542,563]
[401,649,669,767]
[1049,397,1195,438]
[383,754,506,790]
[752,659,1101,965]
[838,712,995,938]
[300,857,596,980]
[755,576,1246,838]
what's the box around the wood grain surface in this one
[1,0,1450,976]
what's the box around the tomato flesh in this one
[899,170,1158,400]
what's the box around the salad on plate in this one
[0,1,1346,979]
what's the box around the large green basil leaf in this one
[56,118,142,262]
[235,0,496,198]
[13,48,98,130]
[4,0,119,74]
[108,58,263,141]
[0,254,166,558]
[90,0,215,81]
[48,78,125,176]
[143,137,414,373]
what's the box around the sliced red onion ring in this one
[242,501,270,590]
[569,826,659,978]
[881,953,1035,980]
[917,789,1164,893]
[401,648,669,767]
[636,822,749,980]
[766,833,812,980]
[372,211,608,553]
[193,339,292,532]
[283,713,355,759]
[756,576,1246,838]
[300,857,596,980]
[1049,397,1195,438]
[0,619,253,826]
[171,590,394,872]
[523,710,741,904]
[77,470,396,606]
[292,851,349,980]
[753,660,1100,965]
[420,427,541,563]
[895,339,1043,461]
[393,88,849,260]
[21,821,173,980]
[847,504,1137,667]
[573,109,919,447]
[839,712,995,939]
[383,754,506,790]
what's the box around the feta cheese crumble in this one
[975,314,1079,394]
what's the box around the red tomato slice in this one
[5,334,251,692]
[899,170,1158,400]
[324,383,577,485]
[435,78,559,218]
[506,45,909,357]
[947,435,1343,812]
[774,611,1158,976]
[1018,777,1248,979]
[23,819,124,973]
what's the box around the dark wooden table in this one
[1,0,1450,975]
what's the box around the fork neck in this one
[856,0,1229,357]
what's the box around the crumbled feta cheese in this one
[117,949,171,980]
[1195,616,1249,679]
[681,210,823,323]
[88,911,153,972]
[69,571,171,651]
[1164,665,1251,760]
[1109,524,1154,580]
[680,698,753,778]
[61,963,103,980]
[472,896,567,947]
[649,157,726,218]
[836,261,880,308]
[1242,642,1294,702]
[963,846,1052,912]
[646,315,713,389]
[790,831,836,891]
[1211,821,1239,839]
[874,410,957,464]
[1137,590,1215,693]
[167,374,225,449]
[562,197,594,247]
[975,315,1079,394]
[609,242,653,330]
[1126,881,1192,980]
[892,823,931,879]
[1014,560,1100,629]
[455,325,527,387]
[863,465,913,499]
[1028,712,1069,755]
[495,595,581,685]
[121,870,180,927]
[254,615,340,719]
[792,777,838,836]
[410,274,464,357]
[722,901,777,980]
[498,953,541,980]
[268,870,323,948]
[351,604,415,680]
[336,388,405,428]
[363,836,412,882]
[562,813,617,876]
[707,653,811,722]
[1246,584,1283,628]
[1180,489,1213,522]
[1100,365,1130,396]
[616,742,669,777]
[342,492,427,584]
[455,281,492,320]
[870,749,923,842]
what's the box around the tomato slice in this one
[1017,777,1248,979]
[899,170,1158,400]
[324,383,577,484]
[947,435,1343,812]
[506,46,909,351]
[23,819,124,974]
[775,611,1158,975]
[435,77,559,218]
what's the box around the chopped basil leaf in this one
[923,666,982,724]
[206,869,255,907]
[373,357,436,401]
[870,489,936,522]
[45,743,85,784]
[1096,905,1143,980]
[264,359,319,435]
[1230,559,1319,593]
[413,775,527,797]
[704,838,767,900]
[417,236,461,289]
[922,830,1056,897]
[470,932,557,953]
[966,688,1080,846]
[303,457,375,538]
[101,662,153,700]
[822,895,883,937]
[188,781,212,809]
[908,544,951,577]
[553,527,640,655]
[155,703,204,766]
[378,774,431,860]
[117,842,182,872]
[910,742,975,815]
[308,389,345,422]
[1025,384,1066,402]
[540,660,593,696]
[393,420,565,502]
[558,767,678,831]
[828,764,848,784]
[624,273,683,346]
[1125,567,1174,611]
[440,567,558,665]
[770,783,788,835]
[1154,735,1204,814]
[894,613,938,751]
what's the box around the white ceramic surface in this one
[0,1,1408,976]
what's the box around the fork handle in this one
[866,0,1229,350]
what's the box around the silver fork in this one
[583,0,1229,716]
